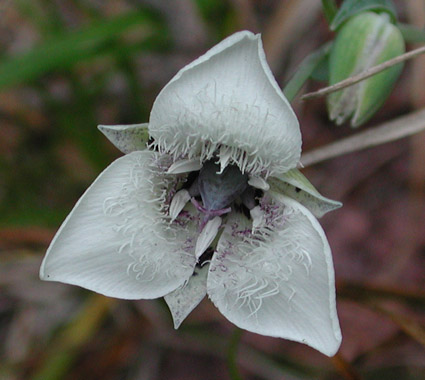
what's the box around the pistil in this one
[168,157,265,236]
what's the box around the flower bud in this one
[327,12,405,127]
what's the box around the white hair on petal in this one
[150,85,299,176]
[102,153,198,283]
[209,199,314,324]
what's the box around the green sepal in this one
[330,0,397,31]
[327,12,405,127]
[268,169,342,218]
[98,123,149,153]
[352,23,405,126]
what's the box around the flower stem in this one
[227,328,244,380]
[283,43,332,102]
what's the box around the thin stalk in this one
[283,43,332,102]
[227,328,244,380]
[300,108,425,167]
[301,45,425,100]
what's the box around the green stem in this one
[321,0,338,25]
[283,42,332,102]
[227,328,244,380]
[398,23,425,43]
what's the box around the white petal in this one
[149,31,301,176]
[40,151,198,299]
[98,123,149,154]
[207,195,341,356]
[169,189,191,221]
[248,176,270,191]
[269,169,342,218]
[164,264,208,329]
[195,216,222,261]
[167,158,202,174]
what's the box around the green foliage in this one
[364,367,425,380]
[283,43,332,101]
[398,23,425,43]
[0,11,166,90]
[321,0,338,24]
[330,0,397,30]
[193,0,236,38]
[310,56,330,82]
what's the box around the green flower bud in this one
[327,12,405,127]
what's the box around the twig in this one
[300,108,425,167]
[301,45,425,100]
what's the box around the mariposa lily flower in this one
[40,31,342,356]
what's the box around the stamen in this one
[169,189,191,221]
[195,216,222,261]
[250,206,264,232]
[167,158,202,174]
[248,176,270,191]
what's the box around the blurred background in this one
[1,1,425,379]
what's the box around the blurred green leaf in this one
[180,326,321,378]
[194,0,234,38]
[321,0,338,24]
[283,43,332,101]
[32,295,113,380]
[364,367,425,380]
[330,0,397,30]
[0,11,164,90]
[310,56,330,82]
[398,23,425,43]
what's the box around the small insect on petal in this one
[169,189,191,221]
[195,216,222,261]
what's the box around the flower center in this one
[168,156,268,261]
[197,160,248,213]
